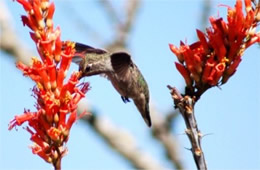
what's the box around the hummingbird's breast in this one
[107,69,142,99]
[107,73,130,97]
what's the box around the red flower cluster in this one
[169,0,260,98]
[8,0,89,167]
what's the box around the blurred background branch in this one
[200,0,212,30]
[78,102,165,169]
[0,1,32,65]
[151,106,183,169]
[102,0,141,51]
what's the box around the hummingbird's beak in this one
[78,71,83,80]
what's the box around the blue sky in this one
[1,0,260,169]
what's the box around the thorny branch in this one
[167,85,207,170]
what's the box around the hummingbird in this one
[70,42,152,127]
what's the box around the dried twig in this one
[78,102,165,170]
[103,0,141,51]
[151,106,183,169]
[60,4,103,44]
[99,0,120,24]
[167,85,207,170]
[0,1,32,65]
[200,0,212,30]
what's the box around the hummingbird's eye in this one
[85,66,91,72]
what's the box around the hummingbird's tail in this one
[143,103,152,127]
[134,99,152,127]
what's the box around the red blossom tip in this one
[169,43,184,63]
[66,110,77,130]
[175,62,192,87]
[47,2,55,20]
[17,0,32,11]
[8,112,36,130]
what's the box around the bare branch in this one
[165,110,179,131]
[0,1,33,65]
[60,3,104,45]
[78,101,165,170]
[106,0,141,51]
[200,0,212,30]
[98,0,120,24]
[151,105,184,169]
[167,85,207,170]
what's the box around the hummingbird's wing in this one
[71,42,108,65]
[75,42,107,54]
[110,52,133,81]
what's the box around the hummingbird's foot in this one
[121,96,130,103]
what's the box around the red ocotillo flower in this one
[169,0,260,99]
[8,0,89,169]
